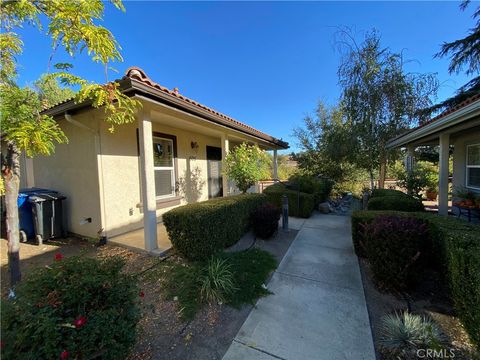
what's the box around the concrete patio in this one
[223,213,375,360]
[108,223,172,255]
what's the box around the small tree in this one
[224,143,269,193]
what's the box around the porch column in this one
[138,110,158,251]
[406,144,415,173]
[438,133,450,216]
[273,149,278,181]
[221,134,229,197]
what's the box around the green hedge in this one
[288,175,334,205]
[163,194,266,260]
[351,210,480,348]
[367,194,425,212]
[264,183,315,218]
[371,189,410,198]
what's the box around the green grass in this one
[161,249,277,320]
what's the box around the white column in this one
[138,110,158,251]
[221,134,229,197]
[273,149,278,181]
[438,133,450,216]
[405,144,415,173]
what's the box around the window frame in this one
[152,132,178,200]
[465,143,480,190]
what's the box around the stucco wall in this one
[99,119,222,238]
[452,130,480,194]
[32,112,102,238]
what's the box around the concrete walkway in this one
[222,213,375,360]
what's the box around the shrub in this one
[288,174,334,204]
[351,210,480,348]
[371,188,410,198]
[163,193,266,260]
[1,256,140,360]
[252,203,281,239]
[200,257,236,303]
[362,216,429,290]
[367,195,425,212]
[380,312,446,358]
[264,182,315,218]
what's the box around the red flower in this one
[73,316,87,329]
[60,350,69,359]
[54,253,63,261]
[139,291,145,298]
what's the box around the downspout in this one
[64,113,108,242]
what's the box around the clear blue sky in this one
[16,1,473,152]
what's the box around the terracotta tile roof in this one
[124,67,287,148]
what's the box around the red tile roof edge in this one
[124,66,287,148]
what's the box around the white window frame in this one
[466,143,480,190]
[153,136,176,199]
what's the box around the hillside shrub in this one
[362,216,428,290]
[264,182,315,218]
[163,194,266,260]
[252,203,281,239]
[351,210,480,348]
[288,174,334,204]
[1,256,140,360]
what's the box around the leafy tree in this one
[0,0,140,290]
[423,0,480,116]
[336,29,438,189]
[224,143,269,193]
[391,160,438,199]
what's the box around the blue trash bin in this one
[18,193,35,242]
[18,188,58,243]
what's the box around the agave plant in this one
[200,257,237,303]
[380,311,447,358]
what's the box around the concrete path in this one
[222,213,375,360]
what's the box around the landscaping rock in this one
[318,202,331,214]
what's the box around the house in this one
[387,94,480,216]
[25,67,288,253]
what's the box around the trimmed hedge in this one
[351,210,480,348]
[163,194,266,260]
[367,192,424,212]
[264,183,315,218]
[288,175,334,205]
[370,188,410,198]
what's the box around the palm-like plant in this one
[200,257,237,303]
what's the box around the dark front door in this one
[207,146,223,198]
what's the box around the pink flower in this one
[73,316,87,329]
[54,253,63,261]
[60,350,69,359]
[139,291,145,298]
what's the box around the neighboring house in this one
[25,67,288,252]
[387,94,480,216]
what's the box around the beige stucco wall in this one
[452,129,480,194]
[99,114,223,238]
[32,111,102,238]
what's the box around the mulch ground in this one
[359,258,479,360]
[1,229,297,360]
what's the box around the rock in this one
[318,202,331,214]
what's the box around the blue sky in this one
[16,1,474,152]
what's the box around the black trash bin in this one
[28,192,66,245]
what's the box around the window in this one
[466,143,480,189]
[153,135,176,198]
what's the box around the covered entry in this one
[206,146,223,198]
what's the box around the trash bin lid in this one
[19,188,58,195]
[28,192,66,202]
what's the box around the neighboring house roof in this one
[387,93,480,148]
[43,67,288,149]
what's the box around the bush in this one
[200,257,236,304]
[1,256,140,360]
[371,188,410,198]
[264,182,315,218]
[367,195,425,212]
[163,194,266,260]
[288,174,334,204]
[252,203,281,239]
[351,210,480,348]
[363,216,428,290]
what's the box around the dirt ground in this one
[1,229,297,360]
[359,258,479,360]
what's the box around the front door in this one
[207,146,223,198]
